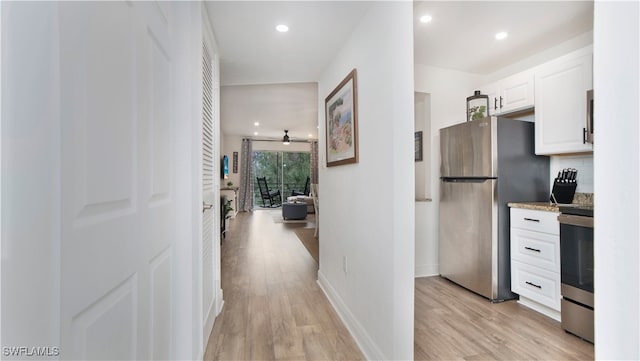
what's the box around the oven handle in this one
[558,214,593,228]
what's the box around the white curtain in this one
[238,138,253,211]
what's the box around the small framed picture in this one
[415,131,423,162]
[232,151,238,173]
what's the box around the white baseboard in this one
[317,271,385,361]
[415,263,439,278]
[517,296,561,322]
[203,302,216,349]
[203,288,224,358]
[215,288,224,316]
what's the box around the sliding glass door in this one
[253,150,310,207]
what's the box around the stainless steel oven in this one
[558,206,594,343]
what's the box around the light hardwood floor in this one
[204,210,365,361]
[205,210,594,360]
[415,277,594,360]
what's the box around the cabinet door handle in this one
[202,201,213,213]
[494,97,498,110]
[499,96,503,108]
[583,128,587,144]
[524,246,541,253]
[524,217,540,222]
[526,281,542,289]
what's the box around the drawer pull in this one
[526,281,542,289]
[524,218,540,222]
[524,246,541,253]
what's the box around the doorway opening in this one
[252,150,311,207]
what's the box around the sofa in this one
[286,195,314,213]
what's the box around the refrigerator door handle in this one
[441,177,496,183]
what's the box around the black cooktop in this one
[558,204,594,217]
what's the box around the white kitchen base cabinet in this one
[510,208,561,321]
[512,260,561,320]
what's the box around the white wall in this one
[1,2,61,352]
[593,1,639,359]
[413,65,484,277]
[316,2,414,360]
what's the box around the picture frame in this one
[415,131,423,162]
[232,151,238,173]
[466,90,490,122]
[325,69,358,167]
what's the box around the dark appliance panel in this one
[558,207,594,343]
[560,221,594,293]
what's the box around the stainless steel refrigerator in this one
[439,116,549,301]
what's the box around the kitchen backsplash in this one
[550,154,594,193]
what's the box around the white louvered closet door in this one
[202,36,216,332]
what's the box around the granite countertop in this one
[508,201,560,212]
[508,192,593,213]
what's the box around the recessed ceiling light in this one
[276,24,289,33]
[253,131,258,136]
[308,134,313,138]
[419,15,432,24]
[495,32,508,40]
[254,122,260,126]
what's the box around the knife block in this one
[550,180,577,204]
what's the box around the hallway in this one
[204,211,364,360]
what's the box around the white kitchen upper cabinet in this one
[497,71,535,115]
[482,70,534,116]
[535,51,593,155]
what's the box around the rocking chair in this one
[257,177,282,207]
[291,176,311,196]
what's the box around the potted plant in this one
[223,199,234,219]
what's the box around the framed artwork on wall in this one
[325,69,358,167]
[232,151,238,173]
[415,131,423,162]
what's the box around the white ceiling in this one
[220,82,319,140]
[205,1,373,86]
[413,1,594,74]
[206,1,594,139]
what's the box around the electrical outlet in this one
[343,256,348,274]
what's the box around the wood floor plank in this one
[268,291,306,360]
[299,325,336,361]
[414,276,594,361]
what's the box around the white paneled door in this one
[59,2,174,359]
